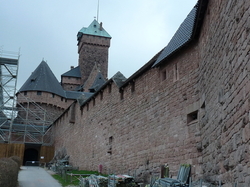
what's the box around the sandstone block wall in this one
[198,0,250,185]
[53,0,250,185]
[54,41,202,182]
[61,76,81,91]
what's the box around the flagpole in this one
[97,0,100,22]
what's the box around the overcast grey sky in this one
[0,0,197,89]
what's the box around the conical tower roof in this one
[18,61,65,97]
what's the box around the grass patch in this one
[52,170,107,187]
[52,174,76,187]
[69,170,99,175]
[68,170,108,177]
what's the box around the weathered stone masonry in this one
[198,0,250,184]
[53,0,250,185]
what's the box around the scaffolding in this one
[0,50,19,143]
[0,50,54,145]
[13,92,54,145]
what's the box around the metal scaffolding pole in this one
[0,49,55,145]
[0,49,19,143]
[14,92,55,145]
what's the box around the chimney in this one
[100,22,103,31]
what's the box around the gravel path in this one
[18,166,62,187]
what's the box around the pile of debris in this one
[191,180,217,187]
[79,174,137,187]
[79,175,108,187]
[108,175,137,187]
[49,147,77,174]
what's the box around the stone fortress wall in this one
[53,0,250,185]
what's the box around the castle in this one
[7,0,250,185]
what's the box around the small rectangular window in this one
[108,84,112,93]
[187,110,198,124]
[37,91,42,95]
[174,63,179,81]
[24,91,27,96]
[108,136,113,154]
[131,81,135,93]
[69,103,76,124]
[109,136,113,144]
[120,89,124,100]
[100,91,103,100]
[162,70,167,81]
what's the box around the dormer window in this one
[31,77,36,82]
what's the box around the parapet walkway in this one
[18,166,62,187]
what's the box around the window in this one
[69,103,76,124]
[108,136,113,155]
[173,63,179,81]
[187,110,198,124]
[131,81,135,93]
[108,84,112,93]
[120,89,124,100]
[100,91,103,100]
[162,70,167,81]
[51,93,55,98]
[109,136,113,144]
[24,91,27,96]
[37,91,42,95]
[86,103,89,111]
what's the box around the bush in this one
[10,156,22,169]
[0,157,19,187]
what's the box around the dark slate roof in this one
[77,92,94,106]
[76,71,126,107]
[112,71,127,87]
[153,1,200,67]
[18,61,65,97]
[89,72,107,92]
[77,19,111,41]
[61,66,81,78]
[75,84,84,92]
[65,91,84,100]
